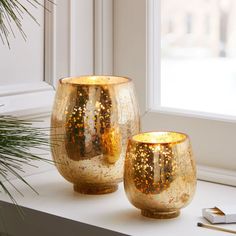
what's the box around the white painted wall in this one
[0,0,45,86]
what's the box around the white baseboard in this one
[197,165,236,187]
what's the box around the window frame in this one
[113,0,236,186]
[149,0,236,123]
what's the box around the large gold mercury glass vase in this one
[124,131,196,219]
[51,76,140,194]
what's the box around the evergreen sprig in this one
[0,0,51,47]
[0,116,52,202]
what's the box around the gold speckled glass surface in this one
[124,131,196,219]
[51,76,140,194]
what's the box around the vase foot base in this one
[73,183,118,195]
[141,209,180,219]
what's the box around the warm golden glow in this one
[132,131,187,144]
[124,131,196,219]
[60,76,131,85]
[51,75,140,194]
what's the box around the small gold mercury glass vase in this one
[51,76,140,194]
[124,131,196,219]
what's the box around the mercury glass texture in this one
[51,76,140,194]
[124,132,196,219]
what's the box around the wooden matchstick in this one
[197,222,236,234]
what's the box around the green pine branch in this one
[0,116,53,202]
[0,0,53,47]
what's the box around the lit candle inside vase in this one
[124,131,196,219]
[51,76,140,194]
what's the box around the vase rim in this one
[131,131,188,145]
[59,75,132,85]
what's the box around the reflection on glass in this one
[161,0,236,117]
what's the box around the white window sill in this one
[0,82,55,118]
[0,169,236,236]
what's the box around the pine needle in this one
[0,0,53,48]
[0,115,54,203]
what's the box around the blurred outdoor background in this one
[161,0,236,117]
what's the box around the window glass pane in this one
[0,2,44,86]
[161,0,236,117]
